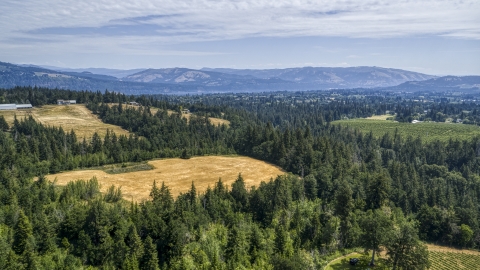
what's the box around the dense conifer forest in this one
[0,86,480,269]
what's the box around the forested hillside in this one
[2,62,441,94]
[0,87,479,269]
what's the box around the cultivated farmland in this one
[46,156,285,202]
[429,251,480,270]
[332,119,480,142]
[323,244,480,270]
[0,104,129,139]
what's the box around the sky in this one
[0,0,479,75]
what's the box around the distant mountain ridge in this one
[201,66,435,88]
[37,66,146,79]
[60,71,118,81]
[0,62,183,94]
[391,76,480,91]
[1,61,478,94]
[122,68,290,87]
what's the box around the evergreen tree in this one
[150,180,160,201]
[226,224,251,268]
[0,115,9,131]
[123,254,140,270]
[188,181,197,207]
[141,236,160,270]
[180,148,191,159]
[366,173,390,209]
[335,179,354,247]
[22,240,38,270]
[303,175,317,200]
[158,181,174,212]
[274,225,294,258]
[13,210,34,255]
[126,224,144,261]
[231,173,248,211]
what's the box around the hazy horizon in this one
[22,63,473,77]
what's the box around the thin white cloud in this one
[0,0,478,71]
[1,0,478,41]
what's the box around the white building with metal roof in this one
[0,104,17,110]
[0,104,33,110]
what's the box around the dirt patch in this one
[46,156,285,202]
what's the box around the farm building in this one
[0,104,33,110]
[0,104,16,110]
[129,101,141,106]
[57,99,77,105]
[182,109,190,114]
[16,104,33,109]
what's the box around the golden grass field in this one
[46,156,285,202]
[365,114,393,120]
[0,105,129,139]
[106,104,230,126]
[167,109,230,126]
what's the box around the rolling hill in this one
[202,66,436,88]
[0,61,185,94]
[3,61,478,94]
[123,68,286,85]
[390,75,480,91]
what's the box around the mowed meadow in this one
[332,118,480,142]
[46,156,285,201]
[0,104,129,138]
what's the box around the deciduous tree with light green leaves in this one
[360,208,392,266]
[386,217,430,270]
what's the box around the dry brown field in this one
[46,156,285,202]
[0,104,129,139]
[167,109,230,126]
[365,114,392,120]
[208,117,231,126]
[105,104,229,126]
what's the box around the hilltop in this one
[0,61,450,94]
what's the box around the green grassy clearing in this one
[332,119,480,142]
[100,162,155,174]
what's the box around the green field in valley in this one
[332,119,480,142]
